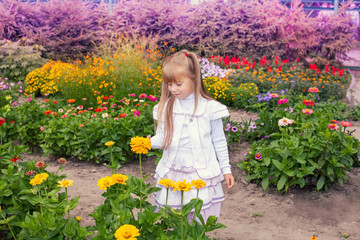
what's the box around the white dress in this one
[151,93,231,221]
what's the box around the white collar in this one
[173,94,207,116]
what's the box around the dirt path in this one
[21,111,360,240]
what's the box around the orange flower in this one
[44,110,52,115]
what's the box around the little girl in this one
[150,49,235,221]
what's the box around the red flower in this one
[302,100,315,106]
[44,110,52,115]
[136,104,140,107]
[223,55,230,65]
[296,58,300,62]
[325,64,329,73]
[281,59,289,63]
[94,108,102,112]
[10,121,14,124]
[35,161,46,169]
[277,65,282,72]
[0,117,6,126]
[11,155,21,163]
[26,170,35,176]
[44,99,49,102]
[103,96,109,101]
[268,65,272,72]
[119,113,127,118]
[330,120,339,123]
[139,93,147,98]
[274,56,279,65]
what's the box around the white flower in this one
[102,113,108,118]
[58,109,63,113]
[278,118,294,127]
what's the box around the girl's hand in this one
[224,173,235,189]
[147,135,151,140]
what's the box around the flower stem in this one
[1,215,17,240]
[65,188,70,220]
[139,154,142,213]
[165,187,169,206]
[110,149,114,175]
[181,190,184,240]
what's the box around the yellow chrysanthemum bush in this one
[24,34,163,107]
[203,76,235,106]
[88,137,225,239]
[232,82,259,109]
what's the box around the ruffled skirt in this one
[153,148,224,221]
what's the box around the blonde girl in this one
[150,49,234,221]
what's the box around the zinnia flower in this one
[328,123,338,131]
[58,158,67,164]
[148,95,158,102]
[191,179,207,189]
[114,224,140,240]
[130,136,151,154]
[119,113,127,118]
[158,179,175,188]
[278,118,294,127]
[102,113,108,118]
[94,108,102,112]
[130,93,136,97]
[97,176,116,190]
[103,96,109,101]
[308,87,319,93]
[30,173,49,186]
[58,179,74,188]
[269,93,279,98]
[10,155,21,163]
[277,98,288,105]
[111,174,128,185]
[26,170,35,176]
[76,216,81,222]
[302,109,313,115]
[311,236,318,240]
[173,180,192,192]
[0,117,6,126]
[331,120,339,123]
[44,110,52,115]
[133,110,141,117]
[35,161,46,169]
[105,141,115,147]
[255,153,262,160]
[340,121,351,127]
[139,93,147,98]
[302,100,314,106]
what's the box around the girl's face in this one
[167,77,194,100]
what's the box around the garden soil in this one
[21,110,360,240]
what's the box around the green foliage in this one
[0,142,92,239]
[0,39,47,82]
[89,174,225,239]
[238,100,360,192]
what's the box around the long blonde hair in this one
[157,49,213,149]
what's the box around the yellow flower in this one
[111,174,128,185]
[75,216,81,222]
[311,236,318,240]
[30,173,49,186]
[173,180,192,192]
[114,224,140,240]
[191,179,206,189]
[105,141,115,147]
[130,136,151,155]
[5,96,11,100]
[58,179,74,188]
[158,179,175,188]
[97,176,116,190]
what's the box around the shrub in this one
[238,99,360,192]
[0,39,47,83]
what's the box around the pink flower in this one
[61,114,67,118]
[277,98,288,105]
[40,126,44,131]
[224,123,231,131]
[331,120,339,123]
[139,93,147,98]
[26,170,35,176]
[308,87,319,93]
[148,95,158,102]
[26,98,33,102]
[302,109,313,115]
[130,93,136,97]
[255,153,262,160]
[269,93,279,98]
[77,105,83,110]
[133,110,141,117]
[328,123,338,131]
[340,121,351,127]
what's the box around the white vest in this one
[152,96,229,179]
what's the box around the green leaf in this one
[262,176,269,190]
[277,175,287,191]
[263,157,270,166]
[316,176,325,191]
[272,159,283,170]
